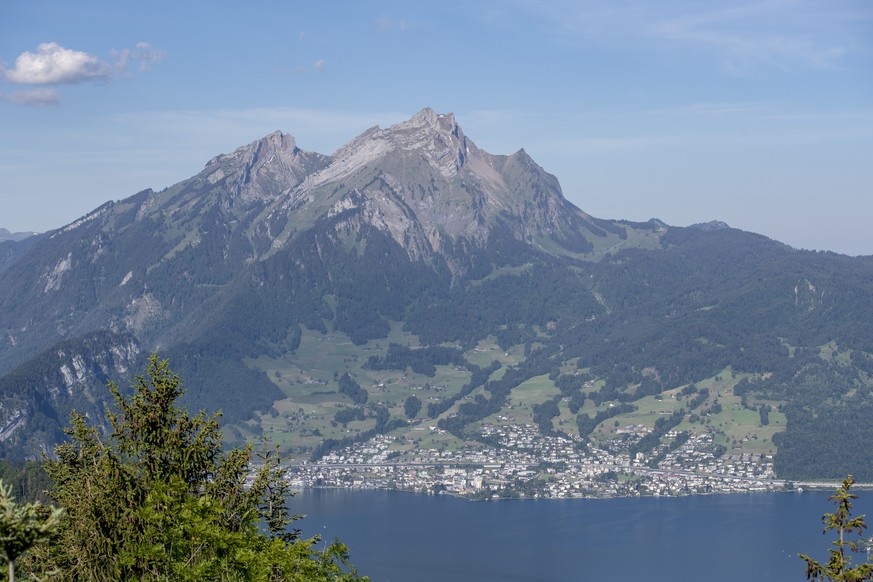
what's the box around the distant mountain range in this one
[2,108,873,480]
[0,228,38,242]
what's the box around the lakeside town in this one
[287,421,790,499]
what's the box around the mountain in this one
[0,331,141,460]
[0,229,42,276]
[0,234,43,275]
[0,107,634,373]
[2,108,873,480]
[0,228,38,243]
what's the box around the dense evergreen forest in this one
[0,460,50,503]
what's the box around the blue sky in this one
[1,1,871,255]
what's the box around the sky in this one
[1,1,871,255]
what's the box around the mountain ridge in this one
[2,109,873,481]
[0,108,638,374]
[0,228,39,243]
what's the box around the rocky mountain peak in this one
[270,108,605,272]
[299,109,481,197]
[397,107,457,135]
[200,131,328,205]
[390,108,474,173]
[205,131,297,168]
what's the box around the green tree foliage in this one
[333,407,366,425]
[0,462,51,504]
[759,404,770,426]
[687,387,710,410]
[629,411,685,456]
[403,395,422,419]
[576,403,638,440]
[338,373,367,405]
[365,344,465,377]
[427,361,500,419]
[0,479,62,582]
[799,475,873,581]
[24,355,366,581]
[532,398,561,436]
[552,374,588,414]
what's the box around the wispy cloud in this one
[0,88,60,106]
[542,135,687,153]
[639,102,765,118]
[513,0,870,73]
[293,59,327,74]
[110,42,168,73]
[649,1,856,71]
[376,16,410,31]
[457,102,873,159]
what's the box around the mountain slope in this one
[0,331,141,460]
[0,234,43,275]
[0,108,636,373]
[261,108,615,265]
[0,228,38,243]
[2,109,873,479]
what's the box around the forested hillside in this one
[2,110,873,480]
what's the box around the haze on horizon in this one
[1,1,871,255]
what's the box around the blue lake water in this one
[291,488,873,582]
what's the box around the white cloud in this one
[1,41,166,105]
[2,43,110,85]
[0,88,60,106]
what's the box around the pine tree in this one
[24,354,366,581]
[0,480,62,582]
[800,475,873,581]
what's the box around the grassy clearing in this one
[464,337,525,369]
[553,399,577,434]
[511,375,561,407]
[467,264,533,287]
[585,368,786,455]
[581,224,665,261]
[241,326,526,458]
[239,330,790,461]
[470,374,563,428]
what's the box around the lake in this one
[291,488,872,582]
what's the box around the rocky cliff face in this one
[266,108,609,267]
[0,331,142,460]
[201,130,331,207]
